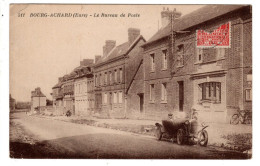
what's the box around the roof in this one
[95,35,145,66]
[52,82,62,89]
[144,5,247,46]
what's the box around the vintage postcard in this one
[9,4,252,159]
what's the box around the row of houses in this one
[51,5,252,123]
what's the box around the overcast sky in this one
[10,4,204,102]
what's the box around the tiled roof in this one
[95,35,145,65]
[144,5,247,46]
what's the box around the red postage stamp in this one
[196,22,231,48]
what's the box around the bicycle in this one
[230,109,252,125]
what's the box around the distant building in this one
[74,59,94,115]
[31,87,46,110]
[93,28,146,118]
[9,94,16,111]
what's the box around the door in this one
[178,81,184,111]
[139,93,144,113]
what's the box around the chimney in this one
[128,28,140,44]
[161,7,171,28]
[103,40,116,57]
[80,59,94,66]
[58,77,63,83]
[95,55,102,63]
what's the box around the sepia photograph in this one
[8,4,252,159]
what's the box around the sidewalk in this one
[33,113,252,152]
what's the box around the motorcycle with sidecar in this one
[155,118,208,146]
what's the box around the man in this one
[168,113,174,122]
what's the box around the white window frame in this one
[118,91,123,103]
[119,68,123,83]
[114,69,117,83]
[113,92,117,103]
[162,49,167,70]
[161,83,167,102]
[150,54,155,72]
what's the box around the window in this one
[216,48,225,59]
[150,84,155,101]
[95,75,98,87]
[246,73,252,101]
[103,93,107,104]
[109,71,112,84]
[150,54,155,71]
[119,68,123,83]
[118,91,123,103]
[162,50,167,69]
[104,72,107,85]
[199,82,221,103]
[113,92,117,103]
[161,83,167,101]
[177,44,184,67]
[114,69,117,83]
[99,73,102,86]
[197,49,203,62]
[245,89,252,101]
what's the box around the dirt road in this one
[10,112,249,159]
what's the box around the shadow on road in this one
[10,133,250,159]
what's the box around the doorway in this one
[138,93,144,113]
[178,81,184,111]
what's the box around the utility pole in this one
[169,8,182,75]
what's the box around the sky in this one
[10,4,204,102]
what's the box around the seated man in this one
[168,113,174,122]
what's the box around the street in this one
[10,112,248,159]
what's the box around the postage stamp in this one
[196,22,231,48]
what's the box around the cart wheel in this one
[155,127,162,141]
[177,128,185,145]
[230,114,239,125]
[198,130,208,147]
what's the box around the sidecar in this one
[155,118,208,146]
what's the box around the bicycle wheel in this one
[230,114,240,125]
[244,115,252,125]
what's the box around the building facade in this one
[31,87,46,111]
[142,5,252,123]
[52,77,64,115]
[93,28,146,118]
[74,59,94,116]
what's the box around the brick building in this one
[93,28,146,118]
[74,59,94,116]
[142,5,252,123]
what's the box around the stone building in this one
[52,77,64,115]
[141,5,252,123]
[74,59,94,115]
[93,28,146,118]
[31,87,46,111]
[62,72,76,114]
